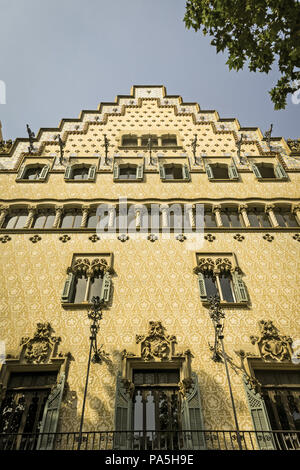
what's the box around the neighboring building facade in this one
[0,85,300,450]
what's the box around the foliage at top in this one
[184,0,300,109]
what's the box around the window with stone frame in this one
[64,164,96,181]
[16,164,50,182]
[205,161,239,180]
[113,162,144,181]
[2,209,28,229]
[247,207,272,228]
[32,209,56,229]
[273,207,299,227]
[159,163,190,181]
[194,255,249,304]
[220,207,243,227]
[251,162,288,180]
[60,209,82,229]
[61,255,112,305]
[161,135,177,147]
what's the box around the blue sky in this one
[0,0,299,140]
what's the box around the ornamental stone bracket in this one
[19,323,62,364]
[121,322,194,397]
[250,320,293,362]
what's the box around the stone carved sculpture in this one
[136,321,177,361]
[20,323,61,363]
[250,320,293,362]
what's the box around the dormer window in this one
[16,164,50,181]
[122,135,138,146]
[64,164,96,181]
[205,162,238,180]
[159,163,190,181]
[251,162,288,180]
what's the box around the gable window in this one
[122,135,138,146]
[114,162,143,181]
[61,257,112,305]
[194,256,249,304]
[159,164,190,181]
[161,135,177,146]
[205,162,238,180]
[247,207,271,227]
[251,162,288,180]
[2,210,28,229]
[17,164,50,182]
[64,164,96,181]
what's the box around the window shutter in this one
[183,164,190,180]
[228,162,239,180]
[205,164,214,180]
[243,378,275,450]
[61,272,75,302]
[274,163,288,180]
[113,162,119,180]
[100,272,111,303]
[64,165,72,180]
[136,164,143,180]
[198,273,207,301]
[232,271,248,302]
[114,372,132,450]
[181,373,206,449]
[36,373,66,450]
[88,164,96,181]
[39,164,50,181]
[159,163,166,180]
[17,164,26,180]
[251,164,262,179]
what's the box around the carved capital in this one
[238,204,248,214]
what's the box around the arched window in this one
[247,207,271,227]
[2,210,28,229]
[220,207,242,227]
[273,207,299,227]
[60,209,82,228]
[32,209,56,229]
[204,207,217,227]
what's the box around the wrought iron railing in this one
[0,430,299,451]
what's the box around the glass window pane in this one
[61,213,74,228]
[89,275,103,300]
[5,215,18,229]
[259,212,272,227]
[33,214,46,228]
[73,214,82,228]
[247,212,259,227]
[221,212,230,227]
[204,212,217,227]
[228,211,242,227]
[87,213,97,228]
[283,212,299,227]
[73,275,87,303]
[15,213,28,228]
[44,213,55,228]
[219,273,235,302]
[204,272,218,298]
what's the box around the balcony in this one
[0,430,299,451]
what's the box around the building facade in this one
[0,85,300,451]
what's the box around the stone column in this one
[24,205,37,229]
[238,204,250,227]
[137,137,142,147]
[80,205,90,228]
[0,205,9,228]
[213,205,223,227]
[134,205,142,230]
[158,136,163,147]
[292,204,300,225]
[53,206,64,228]
[265,204,279,227]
